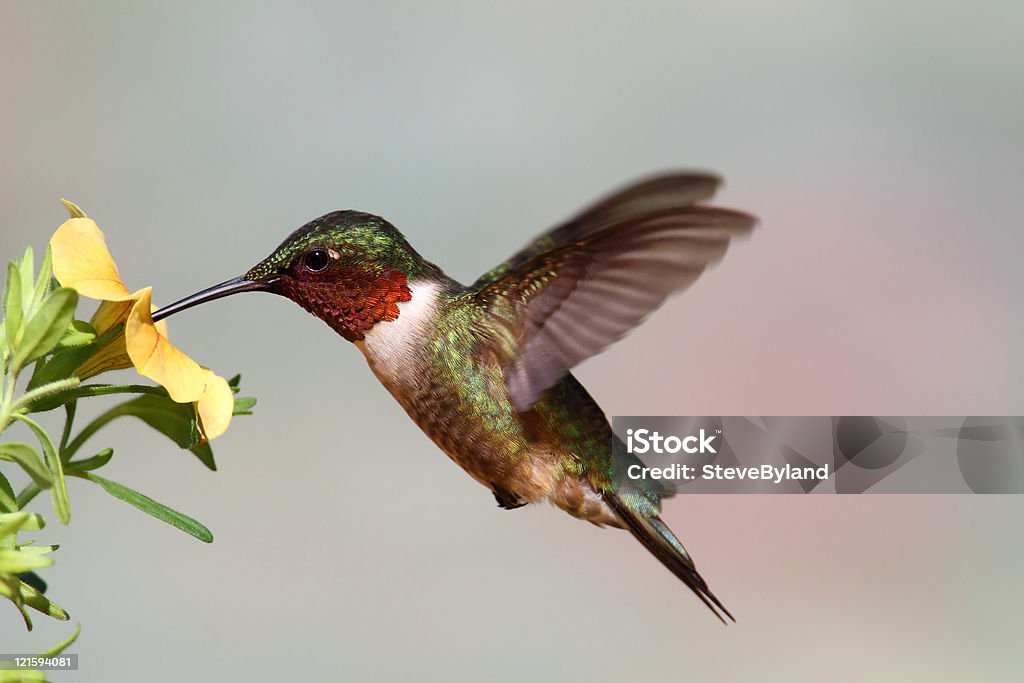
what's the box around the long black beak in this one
[151,276,275,322]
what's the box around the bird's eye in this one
[303,248,331,272]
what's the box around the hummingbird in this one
[153,172,755,622]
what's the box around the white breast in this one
[356,280,441,386]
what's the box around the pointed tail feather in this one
[604,492,734,624]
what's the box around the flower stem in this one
[0,369,18,434]
[44,383,166,404]
[59,401,77,463]
[9,377,81,414]
[16,482,41,509]
[62,405,126,462]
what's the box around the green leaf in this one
[14,545,59,555]
[18,247,34,318]
[0,574,33,630]
[81,472,213,542]
[66,448,113,473]
[13,415,70,524]
[0,443,51,489]
[41,622,81,655]
[111,394,216,470]
[12,287,78,372]
[0,472,15,513]
[30,246,54,315]
[55,319,96,350]
[0,549,53,573]
[233,396,257,415]
[0,667,47,681]
[26,321,123,393]
[4,261,23,356]
[0,576,69,620]
[0,512,45,536]
[61,198,87,218]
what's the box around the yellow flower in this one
[49,202,234,441]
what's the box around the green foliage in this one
[12,287,78,373]
[93,393,218,470]
[0,444,50,489]
[0,243,255,651]
[0,622,80,681]
[27,321,118,392]
[80,473,213,543]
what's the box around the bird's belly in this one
[354,339,529,488]
[355,330,619,524]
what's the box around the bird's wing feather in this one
[472,172,723,290]
[475,175,755,412]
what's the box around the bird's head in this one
[154,210,429,341]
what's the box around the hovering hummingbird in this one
[153,173,755,622]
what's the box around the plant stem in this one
[16,482,40,509]
[53,384,165,401]
[0,366,18,434]
[62,404,127,461]
[59,401,77,463]
[9,376,81,414]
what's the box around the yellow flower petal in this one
[196,369,234,441]
[89,299,134,335]
[73,336,132,380]
[50,205,236,441]
[75,295,168,380]
[51,218,133,301]
[126,288,233,440]
[77,300,137,379]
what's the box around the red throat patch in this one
[282,268,412,341]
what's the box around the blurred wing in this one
[472,172,722,290]
[477,201,755,412]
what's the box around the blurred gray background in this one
[2,1,1023,681]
